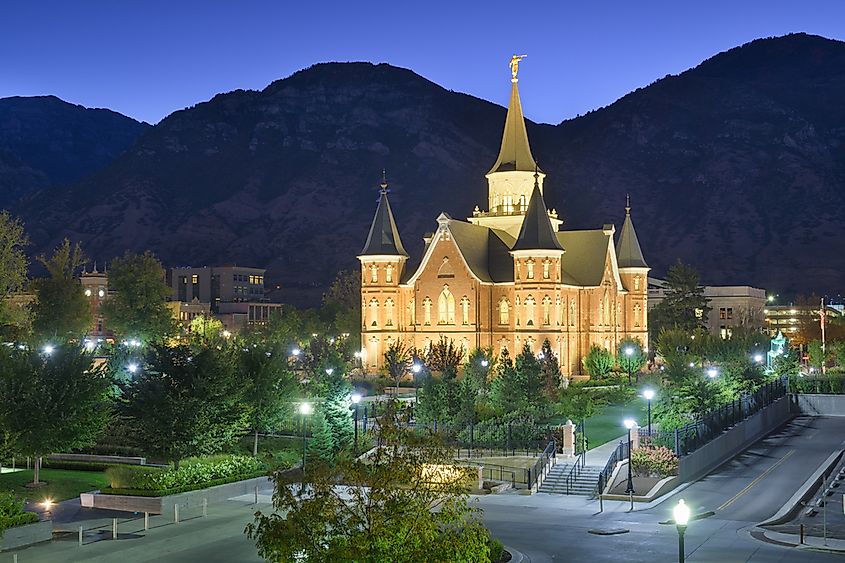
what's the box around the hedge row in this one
[100,470,267,497]
[0,512,39,532]
[42,459,117,472]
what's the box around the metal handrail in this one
[564,451,586,494]
[592,440,626,498]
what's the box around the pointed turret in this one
[616,197,648,268]
[360,177,408,257]
[512,173,563,252]
[487,75,538,174]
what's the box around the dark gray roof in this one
[557,230,612,286]
[488,80,539,175]
[511,182,564,252]
[615,208,648,268]
[360,190,408,256]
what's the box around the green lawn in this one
[0,468,109,503]
[544,397,649,449]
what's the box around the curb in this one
[758,449,843,527]
[504,546,524,563]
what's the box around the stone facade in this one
[359,65,649,375]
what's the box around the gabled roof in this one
[360,188,407,257]
[615,205,648,269]
[511,179,564,252]
[487,79,539,174]
[447,220,514,283]
[557,230,612,286]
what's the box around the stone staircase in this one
[538,462,603,495]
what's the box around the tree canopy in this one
[31,239,91,341]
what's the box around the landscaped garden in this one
[0,468,109,503]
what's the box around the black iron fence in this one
[638,376,788,457]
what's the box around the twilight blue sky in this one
[2,0,844,124]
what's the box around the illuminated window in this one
[515,297,521,326]
[386,264,394,283]
[634,303,642,327]
[542,295,552,325]
[634,276,641,291]
[385,298,395,326]
[569,300,576,326]
[556,296,562,325]
[370,264,378,283]
[527,259,535,280]
[525,295,536,326]
[369,298,379,327]
[438,286,455,325]
[499,298,510,325]
[409,298,416,325]
[423,297,432,326]
[191,274,198,284]
[543,259,551,280]
[460,296,470,325]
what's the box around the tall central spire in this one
[488,56,539,175]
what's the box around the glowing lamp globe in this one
[674,499,691,526]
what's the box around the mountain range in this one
[3,33,844,303]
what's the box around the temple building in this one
[358,59,649,375]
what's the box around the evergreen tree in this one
[307,410,335,463]
[31,239,91,341]
[538,339,561,399]
[650,260,711,341]
[322,373,354,455]
[0,211,28,341]
[490,348,518,413]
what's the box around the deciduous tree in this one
[31,239,91,340]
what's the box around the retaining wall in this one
[0,520,52,551]
[81,475,273,514]
[790,394,845,416]
[679,396,792,482]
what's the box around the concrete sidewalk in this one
[584,435,626,466]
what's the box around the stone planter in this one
[0,520,52,551]
[81,475,273,514]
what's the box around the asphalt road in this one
[11,416,845,562]
[480,415,845,562]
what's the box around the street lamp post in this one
[624,347,634,385]
[412,363,422,401]
[642,389,655,435]
[351,393,362,457]
[299,402,312,471]
[623,418,635,495]
[707,368,718,380]
[673,499,690,563]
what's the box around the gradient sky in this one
[2,0,844,125]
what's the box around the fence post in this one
[674,428,680,456]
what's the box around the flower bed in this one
[103,455,265,496]
[631,445,679,478]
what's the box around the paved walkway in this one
[584,435,626,466]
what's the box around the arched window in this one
[369,298,379,327]
[499,298,510,325]
[527,259,535,280]
[385,298,395,326]
[386,264,394,283]
[460,296,470,325]
[438,286,455,325]
[525,295,536,326]
[556,296,563,325]
[603,292,610,326]
[634,275,641,291]
[423,297,432,326]
[634,303,642,327]
[515,297,521,326]
[616,301,622,327]
[569,300,576,326]
[542,295,552,325]
[370,264,378,283]
[543,259,551,280]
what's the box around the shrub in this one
[488,537,505,562]
[631,446,679,478]
[105,455,262,492]
[43,459,116,472]
[0,491,38,532]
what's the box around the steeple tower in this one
[469,55,561,237]
[359,174,408,258]
[512,172,563,252]
[615,196,648,269]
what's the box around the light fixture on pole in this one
[623,418,636,495]
[412,363,422,400]
[291,347,301,357]
[43,344,55,356]
[753,353,763,364]
[624,347,634,385]
[481,359,489,368]
[351,393,362,456]
[673,499,690,563]
[706,368,718,379]
[325,367,334,376]
[127,363,139,374]
[299,402,312,470]
[642,389,655,435]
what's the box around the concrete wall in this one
[679,396,792,482]
[84,476,273,514]
[0,520,52,551]
[791,394,845,416]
